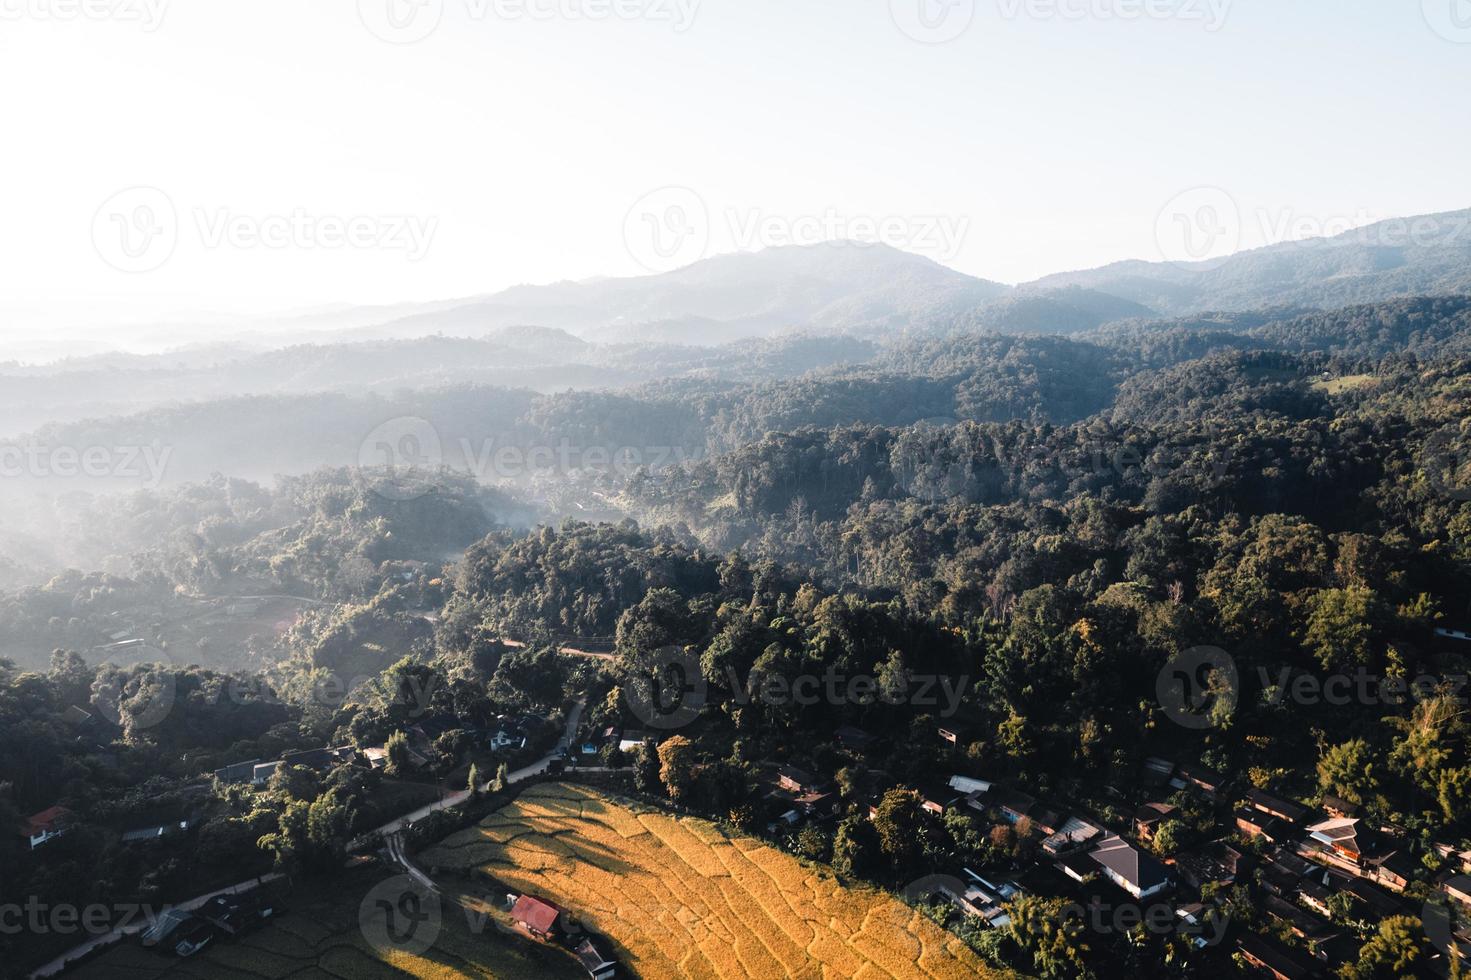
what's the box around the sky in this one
[0,0,1468,339]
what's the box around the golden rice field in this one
[419,782,999,980]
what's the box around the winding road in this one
[361,698,586,840]
[30,700,586,980]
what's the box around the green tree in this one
[384,730,411,777]
[657,735,698,802]
[872,789,925,870]
[1439,767,1471,824]
[467,762,482,796]
[795,824,829,861]
[831,814,880,879]
[1150,818,1187,857]
[1302,586,1379,671]
[1006,894,1091,980]
[1341,915,1426,978]
[633,739,660,794]
[1317,738,1381,806]
[267,764,321,802]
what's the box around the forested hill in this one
[1033,207,1471,315]
[8,294,1469,493]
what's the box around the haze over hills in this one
[263,204,1471,345]
[3,206,1470,438]
[1033,207,1471,315]
[350,241,1012,345]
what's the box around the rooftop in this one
[1090,836,1170,891]
[510,895,561,934]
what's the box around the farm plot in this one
[419,782,997,980]
[64,866,582,980]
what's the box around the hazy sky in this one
[1,0,1468,332]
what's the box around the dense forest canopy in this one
[5,278,1471,977]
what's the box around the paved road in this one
[360,698,586,841]
[34,701,587,980]
[385,832,439,893]
[179,591,333,607]
[28,874,285,980]
[499,637,616,662]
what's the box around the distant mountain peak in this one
[352,239,1008,347]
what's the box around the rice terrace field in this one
[419,782,998,980]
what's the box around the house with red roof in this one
[20,806,73,850]
[509,894,563,941]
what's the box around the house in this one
[252,761,283,786]
[1041,815,1103,855]
[572,937,616,980]
[948,775,991,796]
[1175,841,1244,889]
[1263,894,1332,940]
[1307,933,1362,974]
[280,746,357,772]
[1089,836,1171,900]
[1432,843,1471,872]
[951,870,1021,927]
[1236,807,1290,844]
[410,718,457,744]
[1141,756,1175,787]
[198,892,273,936]
[920,877,1011,928]
[1270,852,1315,877]
[1133,802,1178,842]
[1441,874,1471,907]
[768,806,803,830]
[1341,877,1403,919]
[963,869,1021,903]
[366,742,430,771]
[383,559,428,583]
[967,785,1063,833]
[1173,903,1219,950]
[1027,804,1066,836]
[1260,862,1304,899]
[1058,850,1100,884]
[777,766,825,795]
[1319,793,1359,819]
[937,724,969,747]
[213,759,262,785]
[509,895,563,941]
[1306,817,1364,862]
[791,788,840,819]
[1246,788,1310,824]
[121,820,189,843]
[493,726,530,751]
[1367,849,1416,891]
[1237,932,1318,980]
[1170,762,1223,799]
[1296,876,1335,917]
[849,769,896,811]
[834,725,875,751]
[20,806,73,850]
[917,782,962,816]
[986,787,1039,826]
[617,730,651,753]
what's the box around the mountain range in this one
[3,206,1469,438]
[311,205,1471,345]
